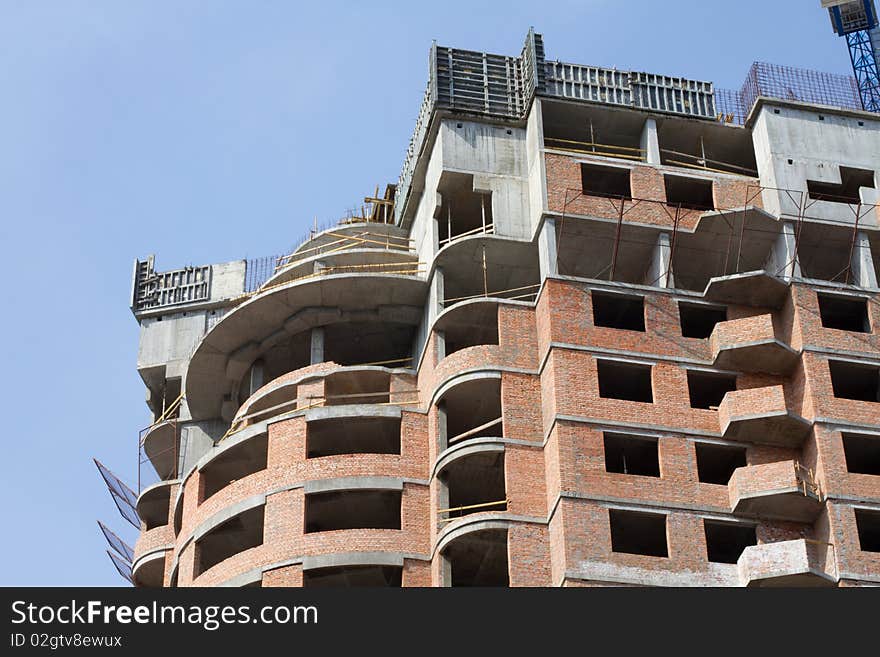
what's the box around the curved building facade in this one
[126,30,880,587]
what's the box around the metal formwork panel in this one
[543,62,632,107]
[435,46,523,118]
[132,256,211,312]
[631,72,716,118]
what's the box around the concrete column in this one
[310,327,325,365]
[439,554,452,587]
[644,232,673,288]
[538,218,558,279]
[640,118,661,165]
[437,402,448,453]
[430,267,445,325]
[851,230,879,288]
[764,221,801,281]
[435,329,446,363]
[313,260,327,274]
[249,359,264,395]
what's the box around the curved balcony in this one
[710,314,798,375]
[729,461,823,522]
[703,270,789,308]
[434,235,540,310]
[267,248,420,289]
[433,298,500,360]
[184,271,427,421]
[132,548,168,588]
[436,442,507,524]
[141,420,179,481]
[718,386,812,447]
[136,479,177,530]
[737,539,835,587]
[436,518,511,587]
[435,374,503,452]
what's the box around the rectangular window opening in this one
[687,370,737,410]
[695,443,747,485]
[604,433,660,477]
[581,163,632,200]
[592,291,646,332]
[704,520,756,564]
[664,175,715,211]
[679,302,727,339]
[829,360,880,403]
[855,508,880,552]
[807,166,875,204]
[597,360,654,403]
[609,509,668,557]
[843,433,880,476]
[817,294,870,333]
[304,490,402,533]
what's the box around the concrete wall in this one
[752,102,880,225]
[436,119,531,239]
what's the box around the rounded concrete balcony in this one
[141,420,179,481]
[136,479,177,531]
[265,249,421,289]
[179,477,428,587]
[131,546,169,588]
[433,235,540,310]
[184,271,427,421]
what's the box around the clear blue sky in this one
[0,1,855,586]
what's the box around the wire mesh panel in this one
[740,62,862,113]
[107,550,133,584]
[97,520,134,562]
[94,459,140,529]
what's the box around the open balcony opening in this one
[591,291,645,331]
[441,452,506,521]
[324,322,416,368]
[704,520,757,563]
[193,505,264,577]
[829,360,880,402]
[437,172,493,246]
[807,166,875,204]
[200,433,269,503]
[664,175,715,211]
[679,302,727,339]
[307,416,401,458]
[581,163,632,199]
[609,509,668,557]
[323,370,391,406]
[687,370,737,410]
[303,565,402,587]
[604,432,660,477]
[797,222,858,284]
[440,377,502,448]
[696,443,746,485]
[817,294,870,333]
[596,360,653,403]
[139,486,172,531]
[441,240,540,309]
[542,100,644,164]
[304,490,401,533]
[441,303,499,358]
[855,508,880,552]
[443,529,509,587]
[843,433,880,476]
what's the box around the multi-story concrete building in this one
[121,30,880,587]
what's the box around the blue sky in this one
[0,1,856,586]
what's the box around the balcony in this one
[729,461,823,522]
[710,314,798,375]
[737,539,835,587]
[704,271,789,308]
[718,386,811,448]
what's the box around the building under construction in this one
[103,24,880,587]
